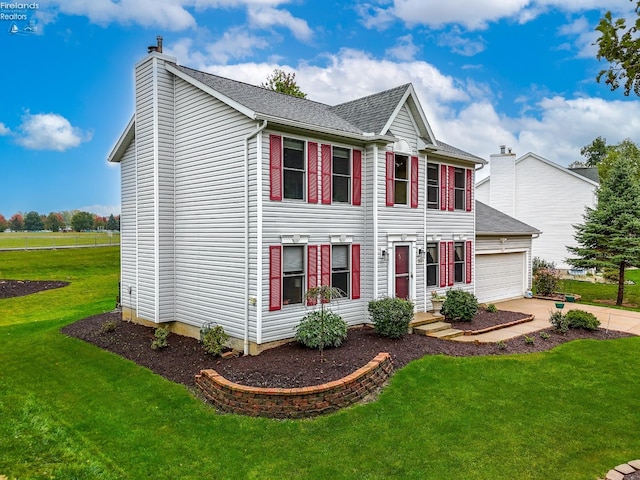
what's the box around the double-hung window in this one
[454,167,465,210]
[426,243,438,286]
[454,242,465,283]
[427,163,439,209]
[331,244,350,297]
[282,246,305,305]
[283,138,305,200]
[394,155,409,205]
[332,147,351,203]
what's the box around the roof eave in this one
[476,231,541,236]
[425,148,487,165]
[107,115,135,163]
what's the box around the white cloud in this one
[15,112,92,151]
[437,28,486,56]
[385,34,419,61]
[0,123,10,136]
[357,2,398,30]
[247,6,313,41]
[207,28,270,64]
[79,204,121,216]
[557,17,599,59]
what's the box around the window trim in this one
[331,244,351,299]
[331,146,352,204]
[453,167,466,211]
[282,137,306,201]
[454,241,465,283]
[282,245,306,306]
[426,242,438,287]
[427,163,439,210]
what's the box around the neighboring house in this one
[475,201,540,303]
[108,41,534,354]
[476,148,599,270]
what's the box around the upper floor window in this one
[283,138,305,200]
[332,147,351,203]
[454,167,465,210]
[394,155,409,205]
[427,163,439,209]
[386,152,418,208]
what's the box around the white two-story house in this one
[108,40,535,354]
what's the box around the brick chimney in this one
[147,35,163,54]
[489,145,517,217]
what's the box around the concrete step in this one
[413,321,452,336]
[410,311,444,327]
[427,328,464,339]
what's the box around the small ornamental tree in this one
[567,156,640,306]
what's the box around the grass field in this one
[1,248,639,479]
[560,269,640,310]
[0,232,120,250]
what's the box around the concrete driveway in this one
[454,297,640,343]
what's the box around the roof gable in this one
[517,152,600,186]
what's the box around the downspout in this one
[373,144,379,299]
[423,153,428,312]
[244,120,268,355]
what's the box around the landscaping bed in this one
[62,310,634,389]
[0,279,69,299]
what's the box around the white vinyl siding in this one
[120,140,137,309]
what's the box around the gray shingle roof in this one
[328,84,410,134]
[568,167,600,183]
[433,140,486,163]
[171,64,363,135]
[476,201,540,235]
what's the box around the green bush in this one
[368,297,414,338]
[565,310,600,330]
[539,332,551,340]
[533,268,560,296]
[440,289,478,322]
[486,303,498,313]
[201,325,230,356]
[549,311,569,333]
[151,327,169,350]
[100,320,117,333]
[295,311,348,350]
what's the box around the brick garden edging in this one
[196,352,393,418]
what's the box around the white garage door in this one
[475,253,525,303]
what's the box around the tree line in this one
[0,210,120,233]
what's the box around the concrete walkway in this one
[453,298,640,343]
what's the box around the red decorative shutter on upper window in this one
[448,241,455,286]
[448,166,455,212]
[321,244,331,303]
[308,142,318,204]
[465,240,472,284]
[269,135,282,201]
[307,245,318,305]
[351,243,361,299]
[440,164,447,211]
[466,169,473,212]
[410,156,419,208]
[321,144,332,204]
[386,151,395,206]
[439,242,447,287]
[269,246,282,311]
[353,149,362,206]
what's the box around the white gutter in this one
[243,120,268,355]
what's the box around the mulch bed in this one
[61,310,634,389]
[0,279,69,299]
[449,309,531,331]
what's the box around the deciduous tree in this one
[24,211,44,231]
[0,214,7,232]
[71,211,95,232]
[45,212,64,232]
[595,0,640,96]
[261,69,307,98]
[8,214,24,231]
[580,136,610,166]
[567,156,640,305]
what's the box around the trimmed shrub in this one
[295,311,348,350]
[440,289,478,322]
[368,297,414,338]
[486,303,498,313]
[565,309,600,330]
[201,325,230,356]
[100,320,117,333]
[549,311,569,333]
[151,327,169,350]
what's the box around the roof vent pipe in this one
[499,145,506,154]
[147,36,163,54]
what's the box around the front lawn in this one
[560,269,640,311]
[1,248,639,479]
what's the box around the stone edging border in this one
[601,459,640,480]
[462,315,535,335]
[196,352,393,419]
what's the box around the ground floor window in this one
[331,244,350,297]
[426,243,438,286]
[283,245,305,305]
[454,242,465,283]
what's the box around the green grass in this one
[560,269,640,311]
[2,248,639,479]
[0,232,120,249]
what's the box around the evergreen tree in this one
[106,214,118,231]
[567,156,640,305]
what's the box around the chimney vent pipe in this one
[499,145,506,154]
[147,36,163,54]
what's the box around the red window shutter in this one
[440,164,447,211]
[321,144,332,204]
[410,155,419,208]
[351,243,361,299]
[448,241,455,286]
[466,169,473,212]
[465,240,473,284]
[308,142,318,204]
[448,166,455,212]
[386,151,395,206]
[321,244,331,303]
[269,245,282,311]
[353,149,362,206]
[439,242,447,287]
[307,245,318,305]
[269,135,282,201]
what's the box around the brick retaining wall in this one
[196,352,393,418]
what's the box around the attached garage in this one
[474,201,540,304]
[475,252,526,303]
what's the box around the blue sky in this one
[1,0,639,219]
